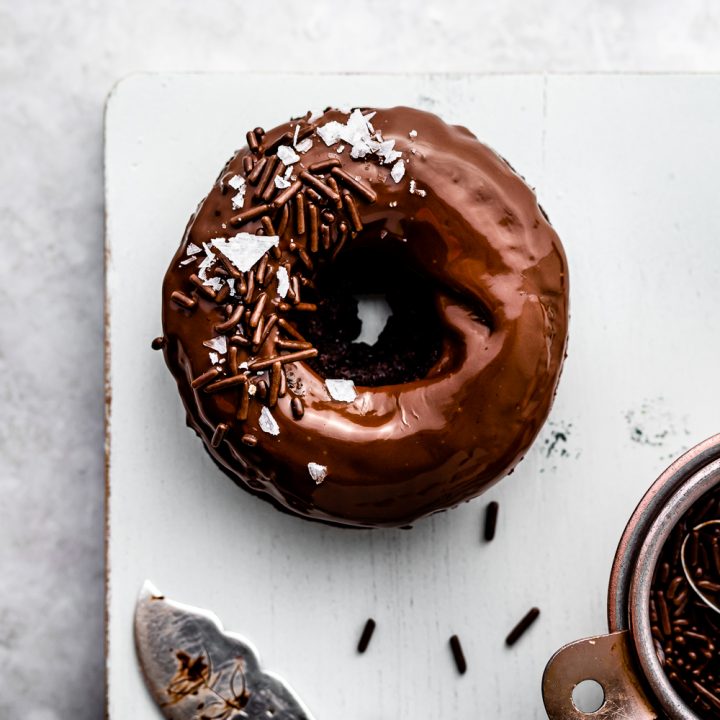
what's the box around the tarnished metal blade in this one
[134,581,316,720]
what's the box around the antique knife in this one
[134,581,315,720]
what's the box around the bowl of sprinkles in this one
[543,434,720,720]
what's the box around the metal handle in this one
[542,631,658,719]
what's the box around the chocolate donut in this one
[160,106,569,528]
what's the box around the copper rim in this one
[607,434,720,718]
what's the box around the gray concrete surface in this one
[2,1,720,717]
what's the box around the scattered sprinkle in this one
[506,608,540,647]
[276,266,290,298]
[308,462,328,484]
[449,635,467,675]
[390,159,406,183]
[259,406,280,436]
[276,145,300,166]
[203,336,227,355]
[326,379,357,402]
[211,233,279,273]
[151,336,165,350]
[484,501,499,542]
[357,618,376,654]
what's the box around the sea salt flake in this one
[231,189,246,210]
[211,234,279,273]
[295,138,313,153]
[179,257,196,266]
[209,352,219,365]
[276,266,290,298]
[228,174,245,191]
[308,462,328,485]
[336,144,345,153]
[293,124,300,147]
[203,276,224,292]
[409,179,427,197]
[203,336,227,354]
[197,243,217,280]
[248,383,257,396]
[317,121,345,146]
[186,242,202,256]
[259,406,280,436]
[277,145,300,165]
[377,139,401,165]
[227,278,236,296]
[409,129,418,138]
[275,174,292,189]
[325,378,357,402]
[391,159,406,183]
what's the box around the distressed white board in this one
[105,74,720,719]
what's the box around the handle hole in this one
[572,679,605,714]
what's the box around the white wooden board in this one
[105,73,720,719]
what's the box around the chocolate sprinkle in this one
[273,180,303,210]
[291,397,304,420]
[357,618,376,654]
[171,290,197,310]
[211,423,228,448]
[230,203,270,226]
[331,167,378,203]
[505,608,540,646]
[295,193,306,234]
[241,433,257,447]
[248,348,318,371]
[151,336,166,350]
[484,501,499,542]
[190,366,222,390]
[449,635,467,675]
[309,158,341,174]
[204,374,249,394]
[247,156,267,185]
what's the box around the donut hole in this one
[291,230,445,387]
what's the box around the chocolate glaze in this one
[161,106,569,528]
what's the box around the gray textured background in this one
[2,2,720,718]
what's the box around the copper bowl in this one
[542,434,720,720]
